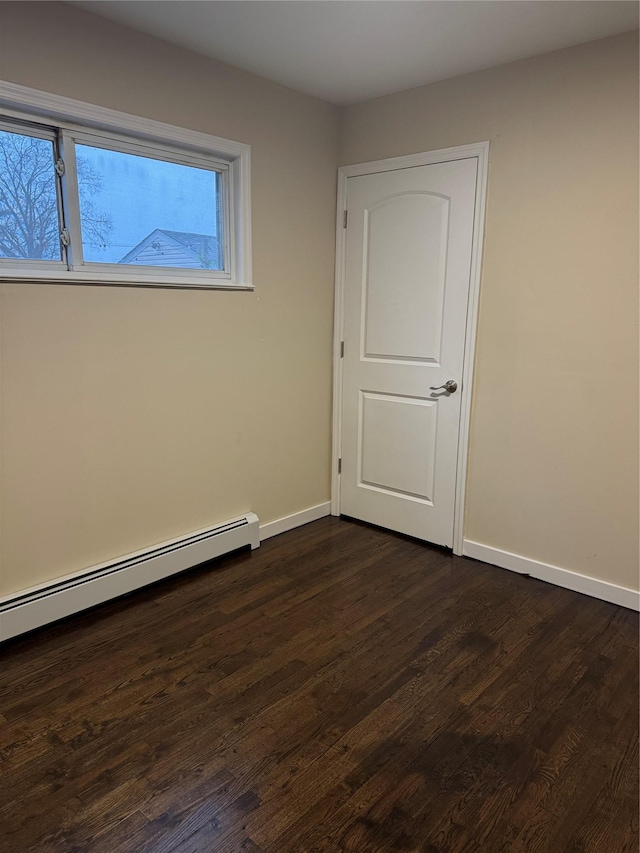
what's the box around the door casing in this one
[331,142,489,555]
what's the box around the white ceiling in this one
[72,1,639,105]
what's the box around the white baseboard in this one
[463,539,640,611]
[259,502,331,541]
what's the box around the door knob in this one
[430,379,458,393]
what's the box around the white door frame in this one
[331,142,489,556]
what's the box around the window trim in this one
[0,81,252,290]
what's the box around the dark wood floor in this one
[0,517,637,853]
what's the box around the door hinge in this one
[340,341,344,358]
[54,158,65,177]
[338,458,342,474]
[60,228,71,247]
[343,210,348,229]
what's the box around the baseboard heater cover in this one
[0,512,260,642]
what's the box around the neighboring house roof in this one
[119,229,221,269]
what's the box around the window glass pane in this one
[76,144,223,270]
[0,128,62,261]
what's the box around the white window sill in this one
[0,267,254,290]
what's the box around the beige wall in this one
[341,32,639,591]
[0,2,340,595]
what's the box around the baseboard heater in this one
[0,512,260,642]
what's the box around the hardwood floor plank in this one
[78,811,152,853]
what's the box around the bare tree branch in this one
[0,130,113,260]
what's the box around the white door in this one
[339,157,478,547]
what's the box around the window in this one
[0,124,62,262]
[0,82,251,289]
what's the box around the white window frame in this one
[0,81,252,290]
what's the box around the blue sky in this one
[77,145,220,264]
